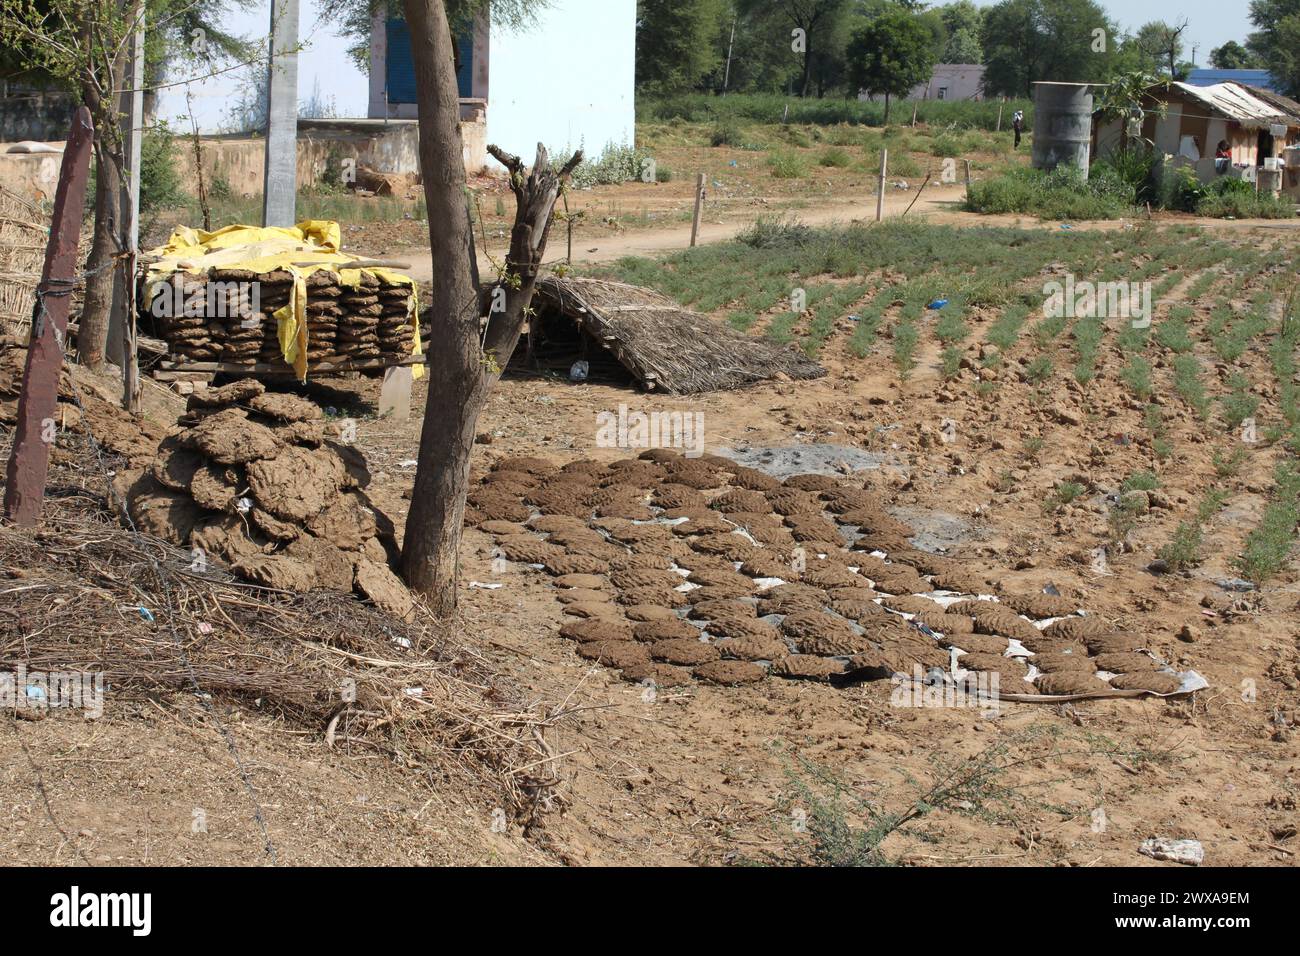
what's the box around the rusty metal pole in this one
[3,107,95,527]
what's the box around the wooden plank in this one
[154,354,426,374]
[2,107,95,527]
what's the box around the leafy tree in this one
[1133,19,1188,78]
[981,0,1116,98]
[1094,67,1166,150]
[937,0,982,35]
[0,0,255,369]
[942,26,981,64]
[738,0,850,97]
[913,6,947,61]
[847,8,936,122]
[1209,40,1263,69]
[1248,0,1300,96]
[708,1,800,94]
[636,0,725,96]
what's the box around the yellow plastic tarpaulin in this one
[143,220,423,382]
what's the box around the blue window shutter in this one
[385,19,417,104]
[456,30,474,98]
[385,18,474,104]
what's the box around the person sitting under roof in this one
[1215,140,1232,174]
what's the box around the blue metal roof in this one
[1185,69,1280,92]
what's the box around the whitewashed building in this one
[367,0,636,171]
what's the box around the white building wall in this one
[486,0,636,159]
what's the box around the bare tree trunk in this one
[398,0,483,614]
[800,35,813,98]
[399,0,582,616]
[78,133,122,370]
[482,144,583,367]
[76,21,131,371]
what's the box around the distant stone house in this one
[368,0,635,172]
[858,64,986,104]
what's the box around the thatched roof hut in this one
[525,276,825,394]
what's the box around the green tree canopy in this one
[941,0,977,61]
[1209,40,1263,70]
[847,8,936,121]
[1132,19,1188,77]
[636,0,725,96]
[980,0,1117,98]
[1248,0,1300,96]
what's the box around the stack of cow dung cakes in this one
[303,270,344,365]
[335,270,382,361]
[150,272,218,363]
[213,268,292,368]
[376,275,416,358]
[149,263,417,371]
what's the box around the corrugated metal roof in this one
[1170,81,1297,129]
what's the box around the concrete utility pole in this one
[262,0,301,227]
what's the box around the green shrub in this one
[1121,470,1159,492]
[208,173,233,201]
[637,93,1031,132]
[140,122,187,211]
[736,215,813,249]
[553,142,653,188]
[1155,165,1207,213]
[1235,462,1300,582]
[710,122,744,147]
[819,148,852,168]
[929,134,960,158]
[1196,179,1296,219]
[965,166,1135,220]
[768,151,809,179]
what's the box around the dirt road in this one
[400,186,1300,282]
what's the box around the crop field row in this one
[599,220,1300,583]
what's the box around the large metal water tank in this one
[1032,82,1096,176]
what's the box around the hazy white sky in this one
[158,0,1260,133]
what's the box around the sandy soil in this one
[7,177,1300,868]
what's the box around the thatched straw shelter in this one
[522,276,825,394]
[0,185,47,337]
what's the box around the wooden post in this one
[964,159,972,195]
[690,173,706,247]
[109,9,145,407]
[120,13,145,415]
[996,102,1003,132]
[876,148,888,222]
[910,102,918,128]
[3,107,94,527]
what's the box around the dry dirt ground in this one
[6,201,1300,868]
[337,346,1298,866]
